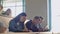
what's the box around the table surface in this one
[0,32,52,34]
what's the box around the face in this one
[33,18,40,24]
[20,16,26,22]
[39,18,43,23]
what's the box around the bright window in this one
[2,0,25,17]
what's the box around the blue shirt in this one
[9,12,26,32]
[26,20,39,32]
[9,20,24,32]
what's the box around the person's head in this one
[6,8,11,12]
[11,12,27,23]
[20,12,27,22]
[6,8,11,15]
[0,4,3,11]
[32,16,40,24]
[39,16,43,23]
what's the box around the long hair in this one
[10,12,26,23]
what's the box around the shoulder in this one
[27,20,32,23]
[9,19,16,25]
[25,20,32,25]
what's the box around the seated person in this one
[35,16,45,32]
[9,12,27,32]
[2,8,12,17]
[0,4,11,17]
[26,16,48,32]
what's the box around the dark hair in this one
[39,16,43,20]
[6,8,11,11]
[0,4,3,9]
[34,16,43,20]
[20,12,27,16]
[10,12,27,23]
[34,16,40,19]
[5,8,11,15]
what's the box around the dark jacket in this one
[26,20,44,32]
[26,20,39,32]
[9,13,26,32]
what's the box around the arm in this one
[9,20,17,32]
[26,22,32,32]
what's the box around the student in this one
[37,16,49,32]
[9,12,27,32]
[36,16,44,32]
[26,16,43,32]
[0,4,11,17]
[2,8,11,17]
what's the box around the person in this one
[26,16,43,32]
[0,4,11,17]
[9,12,27,32]
[2,8,12,17]
[37,16,49,32]
[35,16,44,32]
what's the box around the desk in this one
[0,32,52,34]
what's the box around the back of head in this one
[34,16,40,19]
[20,12,27,17]
[10,12,26,23]
[32,16,40,23]
[5,8,11,15]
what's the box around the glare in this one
[3,0,23,17]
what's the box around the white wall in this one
[51,0,60,32]
[26,0,47,28]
